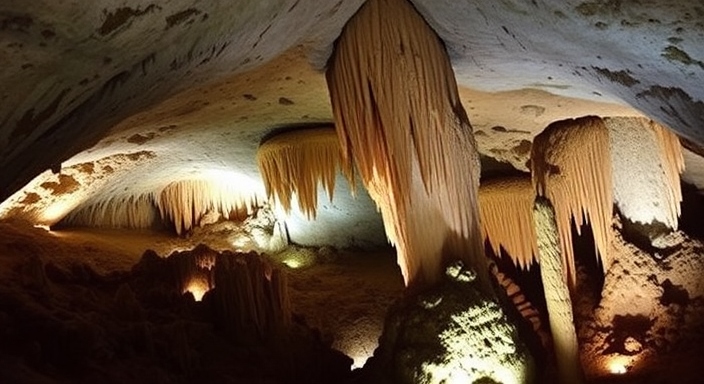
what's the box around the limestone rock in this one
[366,261,534,384]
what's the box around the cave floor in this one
[0,221,404,374]
[1,220,704,383]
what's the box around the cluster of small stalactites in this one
[63,178,264,236]
[479,116,683,289]
[256,127,354,219]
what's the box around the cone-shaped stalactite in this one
[531,116,613,288]
[158,180,261,236]
[257,127,354,218]
[534,197,584,384]
[607,117,684,229]
[326,0,487,289]
[479,176,539,270]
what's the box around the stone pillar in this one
[534,197,584,384]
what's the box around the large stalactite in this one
[531,116,613,288]
[326,0,487,288]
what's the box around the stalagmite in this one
[213,250,291,340]
[169,244,218,301]
[257,127,354,218]
[159,245,291,339]
[607,117,684,229]
[479,176,539,270]
[326,0,487,288]
[531,116,613,287]
[534,197,584,384]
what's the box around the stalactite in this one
[63,193,159,229]
[256,127,354,218]
[326,0,486,288]
[479,176,538,270]
[607,117,684,229]
[157,180,261,236]
[531,116,613,288]
[653,120,685,227]
[533,197,584,384]
[62,179,261,235]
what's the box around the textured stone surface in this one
[365,261,534,384]
[2,0,704,251]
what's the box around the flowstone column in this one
[534,197,584,384]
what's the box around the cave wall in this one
[1,0,703,251]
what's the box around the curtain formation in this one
[326,0,486,287]
[479,176,539,270]
[65,179,262,235]
[257,127,354,219]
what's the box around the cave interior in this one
[1,0,704,383]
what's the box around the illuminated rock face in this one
[2,0,703,254]
[578,223,704,381]
[607,117,684,229]
[368,262,534,384]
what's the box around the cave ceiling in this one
[1,0,703,225]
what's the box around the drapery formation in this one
[326,0,486,288]
[66,180,262,235]
[531,116,613,288]
[479,176,539,270]
[257,127,354,219]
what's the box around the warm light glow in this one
[607,356,629,375]
[282,258,302,269]
[33,224,51,231]
[333,326,380,370]
[349,354,370,370]
[41,199,79,224]
[278,248,316,269]
[184,279,210,301]
[231,236,249,248]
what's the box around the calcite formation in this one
[257,126,354,218]
[327,0,486,288]
[531,116,613,287]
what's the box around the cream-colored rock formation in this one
[2,0,704,382]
